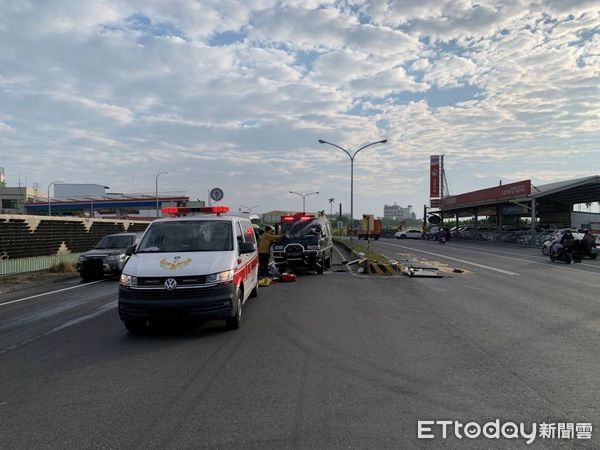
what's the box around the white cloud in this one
[0,0,598,214]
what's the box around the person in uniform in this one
[258,226,282,276]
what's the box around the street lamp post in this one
[155,171,168,217]
[239,204,259,214]
[47,180,63,216]
[289,191,319,214]
[318,139,387,235]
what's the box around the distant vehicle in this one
[273,213,333,274]
[77,232,142,281]
[358,214,381,240]
[549,235,583,264]
[118,206,258,333]
[394,229,422,239]
[423,227,441,240]
[541,229,585,256]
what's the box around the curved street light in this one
[289,191,319,214]
[318,139,387,235]
[47,180,63,216]
[155,171,168,217]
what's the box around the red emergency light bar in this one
[201,206,230,214]
[162,207,190,214]
[161,206,230,216]
[281,213,315,222]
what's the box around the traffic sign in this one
[428,214,441,224]
[210,187,224,202]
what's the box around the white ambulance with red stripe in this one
[118,206,258,333]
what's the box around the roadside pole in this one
[440,155,445,229]
[530,199,536,247]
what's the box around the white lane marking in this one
[379,242,520,276]
[0,279,106,307]
[407,241,600,276]
[333,245,347,262]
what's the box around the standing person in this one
[258,226,282,276]
[581,229,596,257]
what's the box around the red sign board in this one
[430,198,441,208]
[430,155,440,199]
[443,180,531,210]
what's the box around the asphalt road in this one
[0,240,599,449]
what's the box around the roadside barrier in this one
[366,261,400,275]
[0,253,82,277]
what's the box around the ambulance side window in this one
[236,222,244,247]
[243,222,256,244]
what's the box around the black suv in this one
[77,232,142,281]
[272,214,333,274]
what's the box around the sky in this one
[0,0,599,218]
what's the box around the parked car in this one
[423,227,440,240]
[395,229,422,239]
[77,232,142,281]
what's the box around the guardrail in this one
[0,253,82,277]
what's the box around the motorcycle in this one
[549,239,581,264]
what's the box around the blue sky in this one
[0,0,599,217]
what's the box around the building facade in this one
[0,187,46,214]
[383,203,413,220]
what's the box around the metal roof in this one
[435,175,600,213]
[531,175,600,203]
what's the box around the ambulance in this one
[118,206,259,333]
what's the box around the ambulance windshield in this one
[138,221,233,253]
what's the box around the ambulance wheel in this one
[249,283,258,298]
[124,320,147,334]
[225,290,242,330]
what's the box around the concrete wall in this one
[571,211,600,229]
[0,214,150,259]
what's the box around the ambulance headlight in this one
[120,274,137,288]
[207,269,234,284]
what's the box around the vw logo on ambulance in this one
[164,278,177,290]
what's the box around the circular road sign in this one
[428,214,441,225]
[210,187,224,202]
